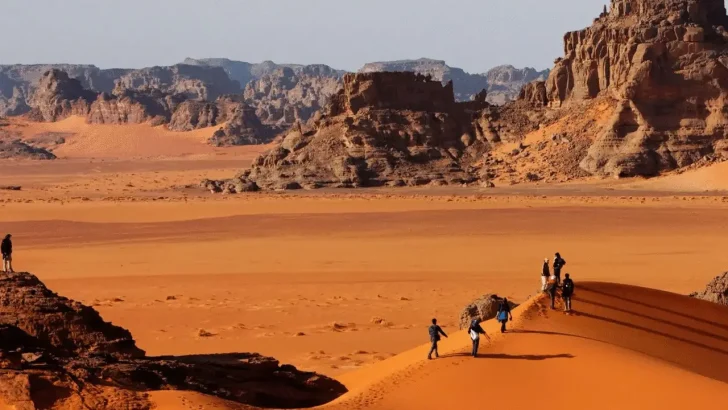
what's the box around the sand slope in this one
[625,161,728,192]
[325,282,728,409]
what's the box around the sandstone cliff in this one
[0,272,346,409]
[520,0,728,177]
[484,65,549,105]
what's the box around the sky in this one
[0,0,646,73]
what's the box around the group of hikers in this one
[1,234,12,274]
[428,252,575,360]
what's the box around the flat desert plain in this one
[1,124,728,409]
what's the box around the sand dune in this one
[324,283,728,409]
[4,116,269,159]
[625,161,728,192]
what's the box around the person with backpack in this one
[562,273,575,312]
[541,258,550,292]
[468,318,490,357]
[427,318,448,360]
[497,298,514,333]
[547,273,559,310]
[1,234,13,274]
[553,252,566,284]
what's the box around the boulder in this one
[690,272,728,305]
[459,294,518,329]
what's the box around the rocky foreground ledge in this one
[0,272,346,409]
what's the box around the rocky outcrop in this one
[0,272,347,409]
[483,65,550,105]
[459,294,519,329]
[521,0,728,177]
[360,59,489,102]
[26,70,97,122]
[359,59,548,105]
[690,272,728,305]
[25,70,277,145]
[0,64,129,116]
[228,72,495,190]
[114,64,241,101]
[244,66,343,128]
[0,141,56,160]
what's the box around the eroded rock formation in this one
[690,272,728,305]
[522,0,728,177]
[223,72,496,190]
[244,66,343,128]
[459,294,519,329]
[360,59,549,104]
[26,70,276,146]
[0,272,346,409]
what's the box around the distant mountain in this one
[182,58,346,89]
[483,65,550,105]
[359,58,548,104]
[0,63,240,116]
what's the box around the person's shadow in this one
[442,353,574,360]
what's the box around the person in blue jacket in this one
[497,298,514,333]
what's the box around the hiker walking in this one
[562,273,575,312]
[1,234,13,274]
[553,252,566,284]
[427,318,448,360]
[497,298,514,333]
[547,273,559,310]
[541,258,550,291]
[468,318,490,357]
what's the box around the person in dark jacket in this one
[541,258,550,292]
[468,318,490,357]
[562,273,575,312]
[427,318,448,359]
[553,252,566,284]
[497,298,514,333]
[1,234,12,274]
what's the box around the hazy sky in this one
[1,0,641,72]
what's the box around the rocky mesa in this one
[208,72,500,192]
[520,0,728,177]
[0,272,346,409]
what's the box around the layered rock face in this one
[0,272,347,409]
[244,66,343,128]
[527,0,728,177]
[114,64,241,101]
[483,65,550,105]
[0,64,239,117]
[224,72,494,191]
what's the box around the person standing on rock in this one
[553,252,566,284]
[468,318,490,357]
[497,298,514,333]
[562,273,575,312]
[541,258,550,292]
[1,234,13,274]
[427,318,448,360]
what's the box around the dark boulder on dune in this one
[690,272,728,305]
[0,272,347,409]
[459,293,518,329]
